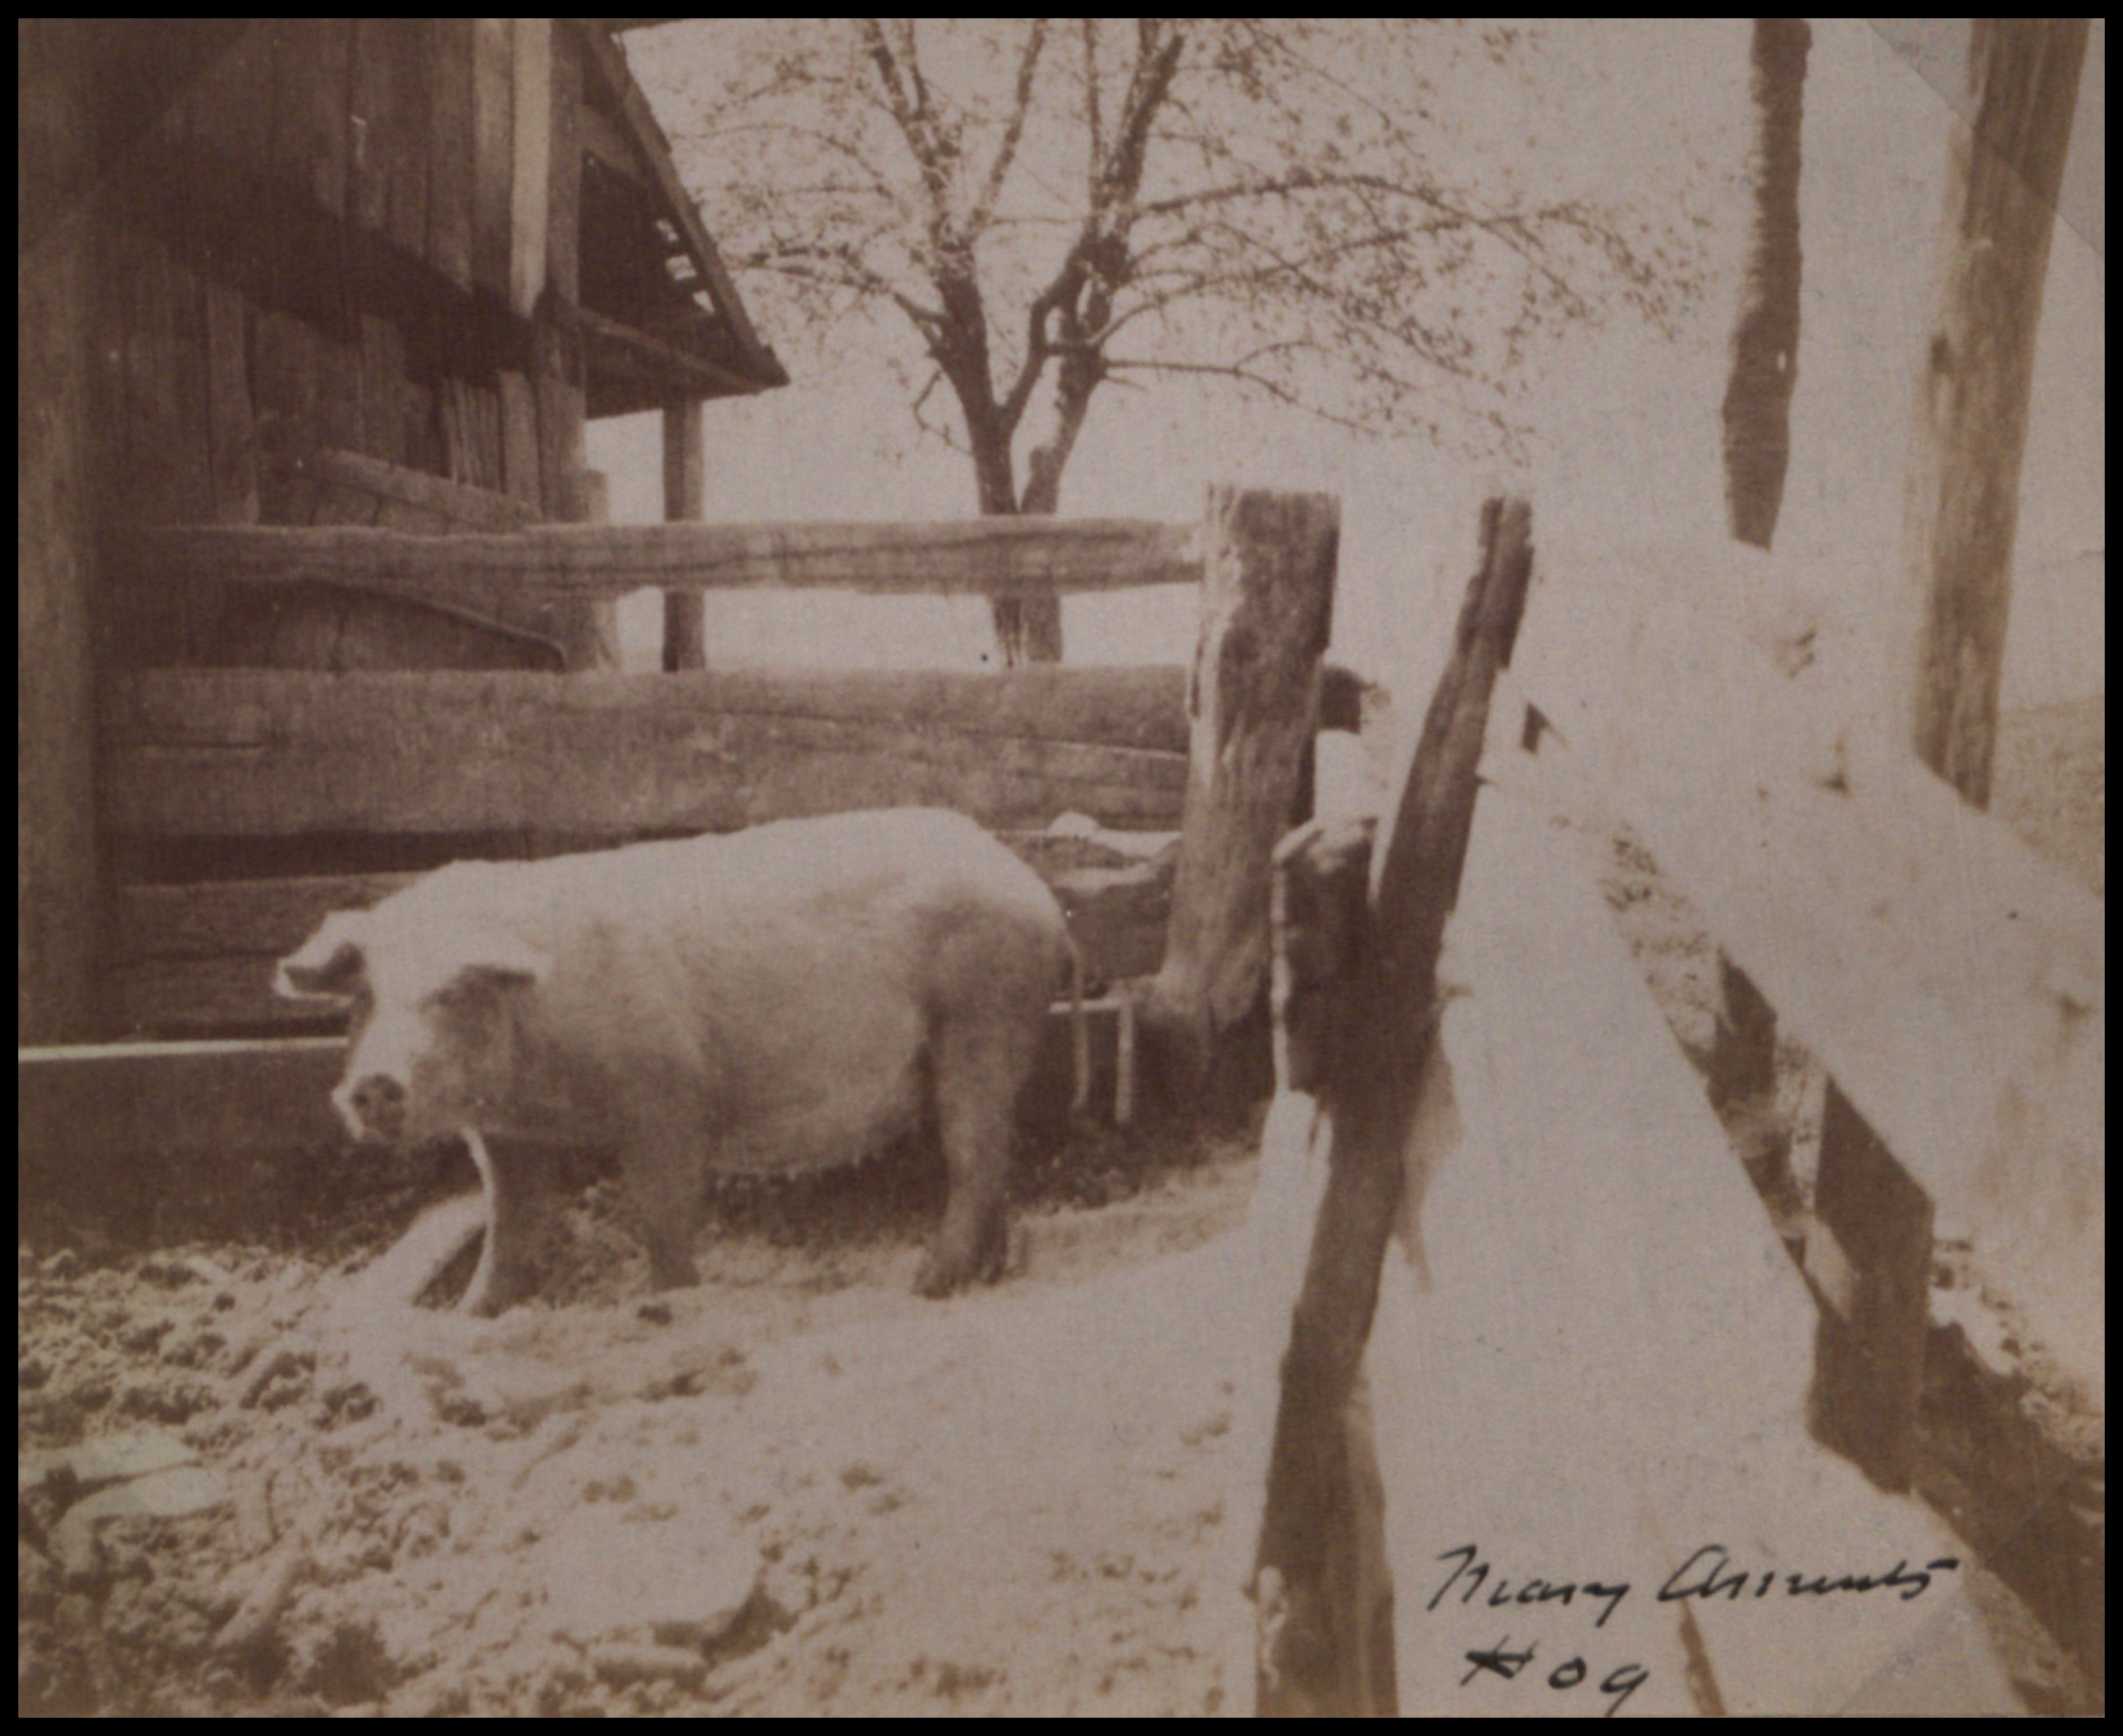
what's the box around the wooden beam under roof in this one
[570,20,776,382]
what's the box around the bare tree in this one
[1721,17,1810,551]
[653,19,1705,662]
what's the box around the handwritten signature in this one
[1429,1540,1962,1630]
[1429,1542,1964,1715]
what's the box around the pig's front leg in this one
[459,1129,553,1315]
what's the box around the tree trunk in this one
[1722,18,1810,551]
[962,413,1060,666]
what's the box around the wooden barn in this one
[22,17,793,1047]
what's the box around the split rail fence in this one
[1237,501,2102,1714]
[22,487,1342,1204]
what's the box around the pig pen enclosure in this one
[21,19,2103,1719]
[20,491,2106,1715]
[25,470,1363,1713]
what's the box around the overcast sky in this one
[591,21,2102,708]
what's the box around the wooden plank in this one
[202,282,259,523]
[1805,1084,1934,1486]
[1251,497,1530,1713]
[162,255,216,528]
[382,21,431,259]
[179,21,274,217]
[286,447,536,533]
[19,18,104,1041]
[271,20,348,218]
[472,385,504,494]
[401,373,440,477]
[470,17,514,297]
[1361,793,2018,1714]
[314,335,365,455]
[436,378,472,488]
[135,517,1203,601]
[249,309,321,517]
[117,233,186,529]
[573,21,766,361]
[426,20,475,290]
[351,19,431,259]
[662,398,706,670]
[497,371,542,509]
[1507,539,2105,1401]
[119,846,1174,966]
[20,1039,349,1178]
[1142,487,1340,1092]
[507,18,553,317]
[21,1005,1119,1187]
[578,101,646,186]
[1901,19,2089,807]
[359,316,407,465]
[115,663,1188,760]
[348,18,397,239]
[104,666,1192,839]
[115,851,1172,1031]
[121,874,417,962]
[532,321,585,524]
[582,305,777,403]
[547,22,582,305]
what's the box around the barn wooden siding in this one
[83,19,781,669]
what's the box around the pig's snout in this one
[345,1072,409,1143]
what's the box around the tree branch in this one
[969,19,1047,234]
[1081,20,1104,189]
[858,17,954,225]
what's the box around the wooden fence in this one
[1237,502,2102,1714]
[24,486,1339,1180]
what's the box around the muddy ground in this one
[18,701,2102,1715]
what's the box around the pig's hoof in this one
[915,1231,1005,1298]
[458,1246,519,1317]
[913,1250,965,1299]
[459,1277,510,1319]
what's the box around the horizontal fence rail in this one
[1503,539,2105,1404]
[129,517,1204,601]
[112,840,1176,1033]
[104,665,1192,841]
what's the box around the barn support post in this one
[1140,486,1338,1103]
[662,395,707,671]
[1808,18,2087,1495]
[1250,498,1534,1714]
[20,19,108,1043]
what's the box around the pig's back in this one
[512,811,1062,1173]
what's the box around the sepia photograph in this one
[19,19,2102,1715]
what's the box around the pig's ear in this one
[454,928,553,991]
[276,914,370,1001]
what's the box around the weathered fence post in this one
[1809,18,2087,1494]
[1898,17,2087,807]
[1251,497,1533,1713]
[661,394,706,671]
[1141,486,1338,1100]
[20,20,107,1043]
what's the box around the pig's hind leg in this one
[618,1112,706,1292]
[916,1019,1038,1296]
